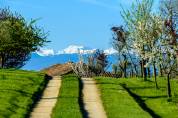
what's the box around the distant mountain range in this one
[22,45,140,72]
[22,53,119,71]
[22,44,160,77]
[35,45,117,56]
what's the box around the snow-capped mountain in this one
[57,45,96,54]
[22,53,118,71]
[22,45,118,71]
[36,45,117,56]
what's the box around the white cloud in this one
[36,49,55,56]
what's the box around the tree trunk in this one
[1,53,5,68]
[134,65,138,77]
[159,65,163,77]
[143,67,147,81]
[123,55,127,78]
[131,68,134,77]
[124,62,127,78]
[140,61,143,78]
[127,51,138,77]
[153,63,158,89]
[121,71,123,78]
[147,67,151,78]
[167,73,172,98]
[142,60,147,81]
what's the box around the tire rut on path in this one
[82,78,107,118]
[30,76,61,118]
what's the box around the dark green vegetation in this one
[52,74,82,118]
[0,69,48,118]
[0,8,48,69]
[95,77,178,118]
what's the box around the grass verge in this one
[51,74,82,118]
[0,69,48,118]
[95,77,178,118]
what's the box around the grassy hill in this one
[95,77,178,118]
[0,69,48,118]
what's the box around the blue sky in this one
[1,0,160,51]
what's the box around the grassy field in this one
[52,74,82,118]
[95,77,178,118]
[0,69,47,118]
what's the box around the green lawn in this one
[0,69,48,118]
[52,74,82,118]
[95,77,178,118]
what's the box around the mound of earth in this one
[42,62,73,76]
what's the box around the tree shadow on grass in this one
[128,86,159,90]
[78,78,89,118]
[120,83,161,118]
[141,95,167,99]
[127,86,166,90]
[0,89,32,97]
[96,82,120,86]
[2,95,28,117]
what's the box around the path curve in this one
[82,78,107,118]
[30,76,61,118]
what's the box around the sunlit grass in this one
[0,69,47,118]
[95,77,178,118]
[52,74,82,118]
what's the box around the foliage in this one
[121,0,162,80]
[111,26,134,78]
[0,8,49,68]
[157,0,178,97]
[93,49,109,75]
[158,0,178,77]
[120,0,177,96]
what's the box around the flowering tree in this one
[158,0,178,97]
[122,0,156,81]
[122,0,177,96]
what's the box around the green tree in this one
[0,8,49,68]
[94,49,109,75]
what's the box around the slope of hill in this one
[0,69,48,117]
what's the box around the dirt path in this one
[30,76,61,118]
[82,78,107,118]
